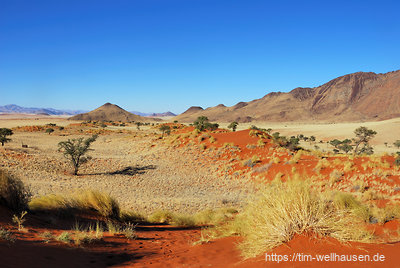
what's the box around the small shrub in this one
[0,228,16,242]
[121,223,137,240]
[39,231,54,242]
[57,232,72,243]
[45,128,54,135]
[12,211,27,231]
[242,156,260,168]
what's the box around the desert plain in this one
[0,114,400,267]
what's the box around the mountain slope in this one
[69,103,159,122]
[174,70,400,123]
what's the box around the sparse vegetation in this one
[58,135,98,175]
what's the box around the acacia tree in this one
[227,121,238,132]
[58,135,98,175]
[159,125,171,137]
[193,116,219,132]
[194,116,209,131]
[353,126,377,155]
[0,128,13,146]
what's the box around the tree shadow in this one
[82,165,157,176]
[108,165,156,176]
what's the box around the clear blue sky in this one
[1,0,399,114]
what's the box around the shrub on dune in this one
[218,178,373,259]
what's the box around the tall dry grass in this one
[208,178,374,259]
[29,190,120,219]
[0,169,31,212]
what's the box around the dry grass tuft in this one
[0,169,31,212]
[215,179,373,259]
[29,190,120,219]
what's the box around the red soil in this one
[1,216,399,267]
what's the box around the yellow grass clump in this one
[219,178,373,259]
[29,190,120,219]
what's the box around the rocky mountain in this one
[174,70,400,123]
[69,103,159,122]
[0,104,86,115]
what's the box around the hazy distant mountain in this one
[131,111,176,117]
[0,104,86,115]
[69,103,160,122]
[174,70,400,123]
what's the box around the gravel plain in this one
[0,129,255,214]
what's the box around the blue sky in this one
[0,0,399,113]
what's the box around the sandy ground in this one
[0,126,255,214]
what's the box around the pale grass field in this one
[218,117,400,154]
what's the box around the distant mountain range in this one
[131,111,176,117]
[0,104,87,115]
[0,104,176,118]
[174,70,400,123]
